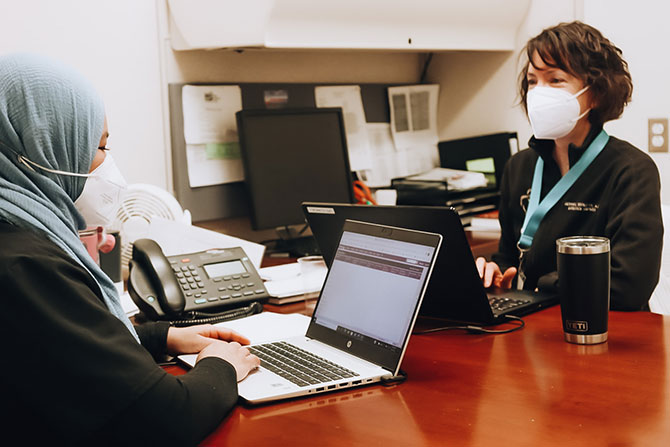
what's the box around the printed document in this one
[182,85,244,187]
[359,123,438,187]
[315,85,373,171]
[387,84,440,150]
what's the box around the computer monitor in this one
[438,132,517,190]
[236,107,354,243]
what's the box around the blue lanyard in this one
[517,129,609,250]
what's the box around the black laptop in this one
[302,202,558,325]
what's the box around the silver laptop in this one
[238,219,442,404]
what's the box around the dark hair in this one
[519,21,633,126]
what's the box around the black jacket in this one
[0,222,238,446]
[493,127,663,311]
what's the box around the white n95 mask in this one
[74,153,127,228]
[527,86,589,140]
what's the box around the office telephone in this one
[128,239,268,326]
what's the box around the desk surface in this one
[168,306,670,446]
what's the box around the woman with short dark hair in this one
[476,21,663,311]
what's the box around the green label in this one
[466,157,495,173]
[205,142,241,160]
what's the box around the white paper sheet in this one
[314,85,373,171]
[182,85,244,187]
[405,167,488,190]
[185,143,244,188]
[259,262,301,281]
[387,84,440,150]
[259,262,327,298]
[179,312,311,367]
[357,123,439,188]
[146,216,266,269]
[120,290,139,316]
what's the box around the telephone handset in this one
[128,239,267,325]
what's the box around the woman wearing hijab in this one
[0,53,259,446]
[476,21,663,311]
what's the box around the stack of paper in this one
[259,262,327,304]
[404,167,488,191]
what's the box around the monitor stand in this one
[271,225,321,258]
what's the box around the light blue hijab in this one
[0,53,138,341]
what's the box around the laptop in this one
[302,202,558,326]
[237,219,442,404]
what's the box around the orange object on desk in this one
[353,180,376,205]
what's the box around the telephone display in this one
[202,260,246,278]
[128,239,269,323]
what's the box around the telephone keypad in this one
[169,248,269,308]
[182,262,252,304]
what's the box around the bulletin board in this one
[168,82,398,222]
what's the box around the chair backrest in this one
[649,204,670,315]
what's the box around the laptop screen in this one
[307,219,440,372]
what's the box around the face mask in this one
[18,151,127,228]
[527,86,590,140]
[73,153,127,228]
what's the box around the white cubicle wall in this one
[584,0,670,204]
[0,0,168,189]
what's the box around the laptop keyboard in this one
[488,296,531,314]
[248,341,358,387]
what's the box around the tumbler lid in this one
[556,236,610,254]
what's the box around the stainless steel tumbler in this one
[556,236,610,344]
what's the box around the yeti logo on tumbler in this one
[566,320,588,332]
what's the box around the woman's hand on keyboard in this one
[166,324,251,356]
[197,340,261,381]
[475,257,517,289]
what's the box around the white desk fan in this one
[112,183,191,273]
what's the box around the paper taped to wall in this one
[182,85,244,187]
[314,85,373,171]
[358,123,438,188]
[388,84,440,150]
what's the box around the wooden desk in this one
[166,307,670,446]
